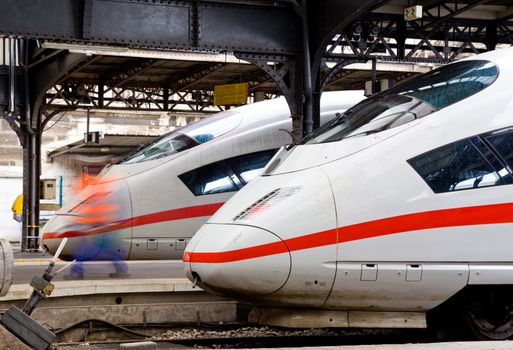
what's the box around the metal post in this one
[290,60,304,144]
[485,22,497,51]
[371,58,377,95]
[396,18,406,60]
[299,3,313,136]
[98,80,104,108]
[312,79,321,131]
[86,106,90,136]
[163,87,169,111]
[8,38,16,114]
[18,38,40,252]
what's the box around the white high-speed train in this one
[41,91,364,261]
[184,48,513,340]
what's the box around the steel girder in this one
[43,84,226,113]
[0,0,386,138]
[0,0,299,54]
[318,4,513,102]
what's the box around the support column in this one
[485,22,498,51]
[396,17,406,60]
[298,3,314,137]
[289,58,304,144]
[236,52,304,144]
[19,38,41,252]
[311,77,321,131]
[98,79,105,108]
[22,129,41,252]
[18,44,90,252]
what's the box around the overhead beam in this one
[0,0,298,54]
[423,0,495,29]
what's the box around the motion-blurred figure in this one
[63,176,130,279]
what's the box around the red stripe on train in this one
[184,201,513,263]
[183,228,338,263]
[43,202,225,239]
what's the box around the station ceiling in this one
[43,49,422,97]
[34,0,511,115]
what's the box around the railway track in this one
[54,324,431,349]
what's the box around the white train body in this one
[41,91,364,261]
[184,48,513,336]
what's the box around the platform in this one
[54,341,513,350]
[0,278,239,337]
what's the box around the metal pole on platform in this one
[18,38,40,252]
[299,1,313,136]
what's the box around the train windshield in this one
[121,110,242,163]
[304,60,498,144]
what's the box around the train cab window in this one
[408,140,508,193]
[122,133,198,164]
[485,130,513,171]
[226,150,278,183]
[179,162,242,196]
[185,110,242,143]
[304,60,498,144]
[179,150,278,196]
[121,111,242,164]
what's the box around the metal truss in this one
[0,108,25,145]
[236,52,303,142]
[169,63,226,92]
[105,59,160,88]
[43,84,227,114]
[41,53,285,113]
[25,2,513,128]
[321,6,513,88]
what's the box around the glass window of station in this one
[304,60,499,144]
[179,150,278,196]
[408,129,513,193]
[122,111,242,164]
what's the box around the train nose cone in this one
[41,178,132,261]
[184,224,291,296]
[41,215,81,260]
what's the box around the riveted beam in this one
[422,0,495,29]
[0,0,299,54]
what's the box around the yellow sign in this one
[11,194,23,215]
[12,194,23,222]
[214,82,249,106]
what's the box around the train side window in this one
[226,150,278,183]
[408,140,504,193]
[178,162,242,196]
[485,131,513,172]
[178,150,278,196]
